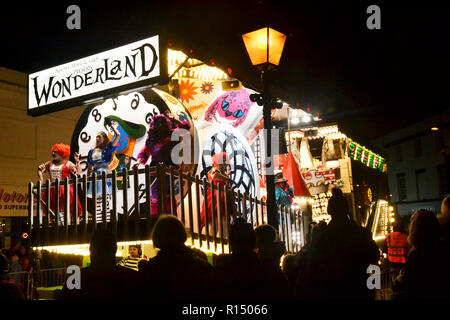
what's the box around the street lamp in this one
[242,27,286,229]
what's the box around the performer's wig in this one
[51,144,70,159]
[147,114,173,144]
[212,152,230,166]
[96,131,110,149]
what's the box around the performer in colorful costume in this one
[200,152,233,232]
[37,144,82,225]
[134,113,191,214]
[275,175,292,229]
[103,115,146,188]
[86,121,121,196]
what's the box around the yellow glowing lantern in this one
[242,27,287,66]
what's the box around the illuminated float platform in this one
[27,34,308,259]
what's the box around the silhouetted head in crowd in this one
[282,254,296,273]
[152,215,187,251]
[408,209,440,251]
[255,224,277,250]
[191,247,208,262]
[310,221,327,243]
[327,188,349,220]
[89,229,117,268]
[9,239,21,253]
[0,253,24,300]
[138,259,148,271]
[392,221,403,233]
[229,218,256,253]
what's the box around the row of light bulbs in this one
[168,49,228,82]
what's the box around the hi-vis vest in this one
[386,232,408,264]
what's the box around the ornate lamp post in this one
[242,27,286,229]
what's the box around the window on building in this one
[435,131,444,152]
[437,164,449,198]
[397,173,407,201]
[414,138,423,158]
[415,169,426,200]
[395,145,403,162]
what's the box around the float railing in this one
[28,164,305,254]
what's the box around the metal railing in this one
[37,267,67,288]
[28,164,307,253]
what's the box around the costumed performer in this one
[37,144,82,225]
[200,152,234,233]
[133,113,191,214]
[86,120,121,197]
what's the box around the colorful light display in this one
[372,200,390,240]
[348,140,385,172]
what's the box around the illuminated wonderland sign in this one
[28,35,167,116]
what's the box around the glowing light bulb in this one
[257,34,272,49]
[302,116,312,123]
[291,118,300,125]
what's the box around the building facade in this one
[373,110,450,217]
[0,67,84,248]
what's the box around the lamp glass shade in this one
[242,27,286,66]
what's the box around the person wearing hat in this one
[275,176,291,209]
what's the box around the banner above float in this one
[28,34,167,116]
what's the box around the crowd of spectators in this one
[0,238,31,300]
[2,191,449,300]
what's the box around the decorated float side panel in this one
[70,76,265,227]
[71,89,196,218]
[176,78,264,228]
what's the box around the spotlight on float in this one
[273,98,283,109]
[249,93,264,106]
[291,118,300,125]
[302,116,312,123]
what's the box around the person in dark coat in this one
[255,224,286,270]
[138,215,214,300]
[58,229,137,300]
[296,188,380,299]
[214,218,290,300]
[295,221,327,292]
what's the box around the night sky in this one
[1,0,449,146]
